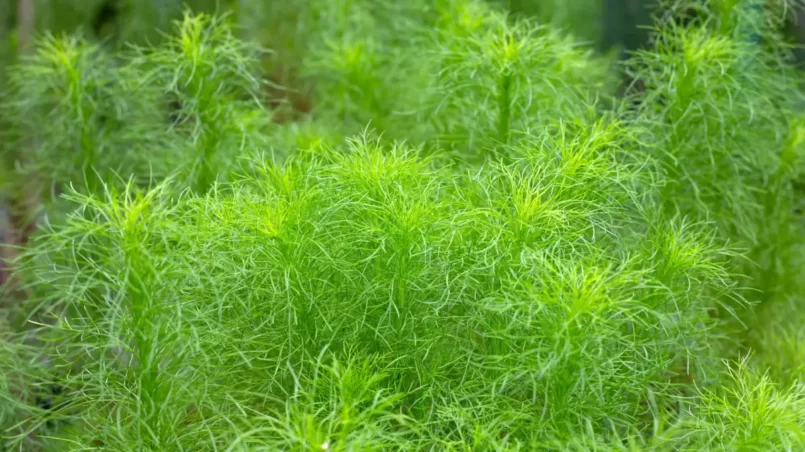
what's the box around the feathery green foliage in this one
[2,12,268,196]
[2,0,805,450]
[11,132,737,448]
[296,0,614,159]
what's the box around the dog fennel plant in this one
[1,12,269,198]
[12,130,731,449]
[627,0,805,384]
[294,0,615,159]
[2,0,805,450]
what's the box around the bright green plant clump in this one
[3,0,805,450]
[423,4,614,158]
[2,12,269,196]
[277,0,614,160]
[10,132,745,449]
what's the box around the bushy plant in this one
[10,131,736,449]
[2,12,269,196]
[626,0,805,378]
[628,0,802,246]
[2,0,805,450]
[296,0,615,159]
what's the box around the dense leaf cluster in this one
[1,0,805,450]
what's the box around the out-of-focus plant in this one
[628,0,805,300]
[2,12,270,196]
